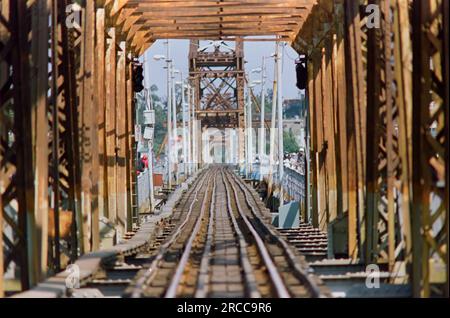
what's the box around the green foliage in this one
[153,100,167,154]
[150,85,161,102]
[135,93,146,125]
[253,90,306,120]
[283,130,299,153]
[284,98,306,119]
[149,85,168,155]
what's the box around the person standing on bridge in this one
[136,155,147,176]
[141,154,149,169]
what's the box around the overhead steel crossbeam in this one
[117,0,315,49]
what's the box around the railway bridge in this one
[0,0,448,298]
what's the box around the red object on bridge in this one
[153,174,163,187]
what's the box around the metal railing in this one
[137,169,152,212]
[282,166,305,204]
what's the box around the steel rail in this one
[228,170,323,298]
[221,170,262,298]
[194,173,217,298]
[165,173,217,298]
[223,170,291,298]
[130,170,211,297]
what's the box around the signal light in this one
[295,54,307,90]
[133,63,144,93]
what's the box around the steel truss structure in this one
[1,0,138,295]
[292,0,448,297]
[0,0,447,298]
[189,40,245,164]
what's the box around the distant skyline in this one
[142,40,303,100]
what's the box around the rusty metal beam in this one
[412,0,448,298]
[189,39,245,165]
[126,57,136,229]
[106,27,118,237]
[116,41,129,236]
[96,8,108,227]
[343,0,366,261]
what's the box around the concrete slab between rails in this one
[154,168,204,219]
[12,250,118,298]
[12,170,204,298]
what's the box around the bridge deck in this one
[15,167,331,298]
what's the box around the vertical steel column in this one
[126,56,137,225]
[334,2,349,222]
[312,49,327,231]
[444,0,449,299]
[47,2,63,262]
[79,0,96,253]
[86,0,99,252]
[0,0,34,290]
[29,0,51,281]
[95,7,107,249]
[344,0,366,260]
[105,27,118,238]
[116,41,128,236]
[365,0,386,265]
[306,55,318,228]
[321,39,338,225]
[47,0,83,268]
[365,0,404,272]
[412,0,448,297]
[70,2,86,256]
[393,0,413,280]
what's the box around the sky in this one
[142,40,303,101]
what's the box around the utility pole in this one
[191,85,197,173]
[171,67,178,185]
[268,46,278,196]
[165,41,173,189]
[277,41,284,207]
[145,95,155,210]
[181,80,188,180]
[143,52,155,212]
[259,57,267,181]
[244,87,248,176]
[247,84,253,178]
[304,92,311,223]
[186,83,192,176]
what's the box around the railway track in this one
[125,166,329,298]
[16,167,329,298]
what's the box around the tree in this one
[283,130,300,153]
[153,99,168,155]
